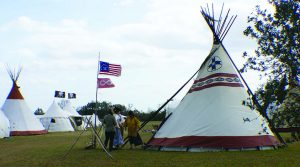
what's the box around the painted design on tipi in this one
[2,68,47,135]
[207,56,222,72]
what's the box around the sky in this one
[0,0,272,112]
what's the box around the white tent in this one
[40,101,74,132]
[62,100,83,130]
[2,68,47,136]
[62,100,81,117]
[0,109,10,138]
[82,114,102,129]
[147,5,279,151]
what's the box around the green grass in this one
[0,123,300,167]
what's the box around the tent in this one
[2,68,47,136]
[0,109,10,138]
[147,5,280,151]
[62,100,81,117]
[62,100,83,130]
[82,114,102,129]
[40,101,74,132]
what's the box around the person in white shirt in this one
[113,107,124,148]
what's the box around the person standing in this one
[124,111,142,149]
[113,107,124,148]
[103,108,117,151]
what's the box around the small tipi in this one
[63,100,81,117]
[2,68,47,135]
[0,109,10,138]
[40,101,74,132]
[62,100,83,129]
[147,5,280,151]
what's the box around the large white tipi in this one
[0,109,10,138]
[2,68,47,136]
[147,5,280,151]
[40,101,74,132]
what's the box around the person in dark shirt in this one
[103,108,117,151]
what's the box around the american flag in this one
[99,61,122,77]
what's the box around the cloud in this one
[0,0,269,112]
[113,0,135,6]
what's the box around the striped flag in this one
[99,61,121,77]
[97,78,115,88]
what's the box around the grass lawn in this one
[0,122,300,167]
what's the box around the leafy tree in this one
[255,75,288,125]
[77,101,112,118]
[137,110,166,121]
[242,0,300,128]
[242,0,299,84]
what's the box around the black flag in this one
[54,91,65,98]
[68,93,76,99]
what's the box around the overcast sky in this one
[0,0,272,112]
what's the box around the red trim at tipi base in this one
[10,130,48,136]
[148,135,279,148]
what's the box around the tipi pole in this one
[62,116,92,159]
[221,43,286,146]
[216,3,224,36]
[62,115,113,159]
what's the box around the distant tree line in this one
[77,101,166,122]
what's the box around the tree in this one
[242,0,300,127]
[242,0,299,84]
[77,101,166,122]
[77,101,112,118]
[255,75,288,126]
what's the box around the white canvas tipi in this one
[2,68,47,135]
[40,101,74,132]
[62,100,83,130]
[0,109,10,138]
[147,6,279,151]
[62,100,81,117]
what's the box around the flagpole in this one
[93,52,100,148]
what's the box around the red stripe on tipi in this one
[148,135,279,148]
[7,82,24,99]
[10,130,48,136]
